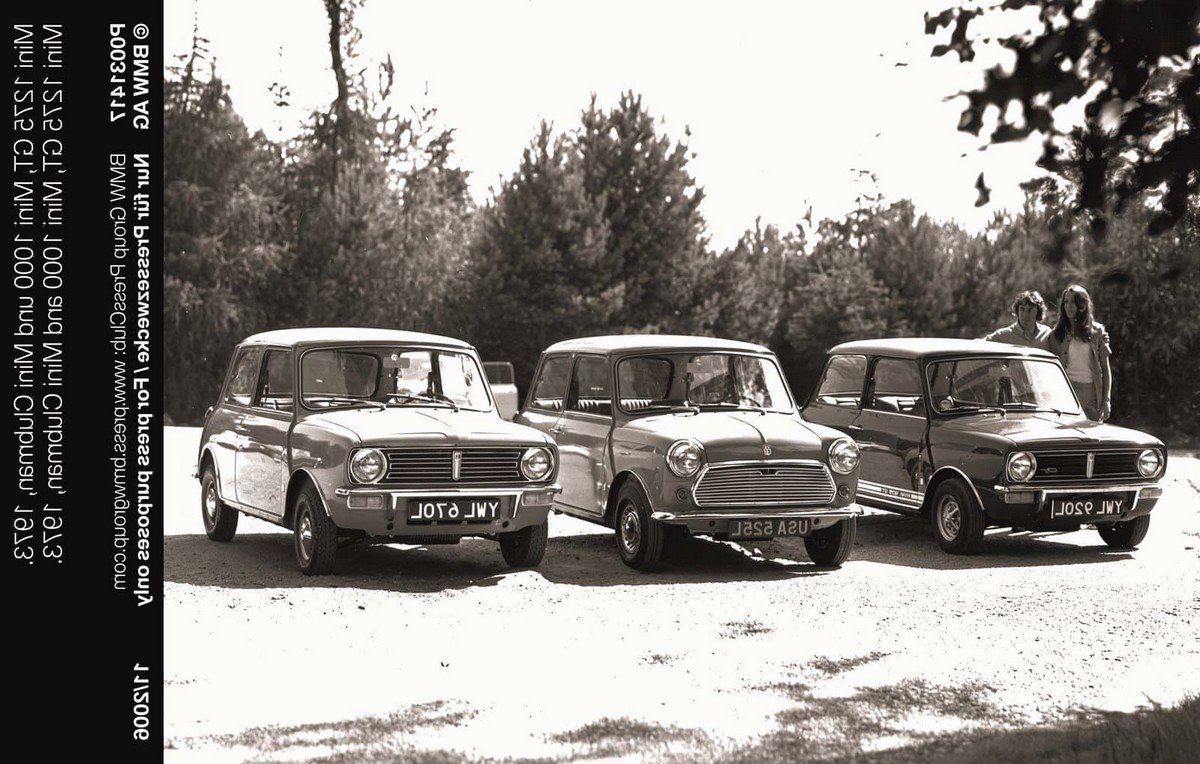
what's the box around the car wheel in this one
[200,465,238,542]
[931,479,985,554]
[615,482,663,571]
[804,516,856,567]
[1096,515,1150,549]
[500,521,548,568]
[293,482,337,576]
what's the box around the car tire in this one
[500,521,548,568]
[200,465,238,542]
[1096,515,1151,549]
[615,482,664,571]
[293,482,337,576]
[804,516,856,567]
[931,479,985,554]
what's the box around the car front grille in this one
[693,462,835,506]
[1030,449,1143,483]
[381,448,524,485]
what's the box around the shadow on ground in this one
[164,528,830,594]
[167,656,1200,763]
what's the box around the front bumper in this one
[651,504,862,538]
[985,481,1163,529]
[331,484,561,537]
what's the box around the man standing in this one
[982,290,1052,350]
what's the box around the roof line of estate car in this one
[238,327,475,349]
[827,337,1057,360]
[541,334,773,355]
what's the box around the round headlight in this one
[667,440,703,478]
[521,447,553,481]
[349,448,386,483]
[1006,451,1037,482]
[828,438,860,475]
[1137,448,1162,478]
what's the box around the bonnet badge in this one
[762,444,772,456]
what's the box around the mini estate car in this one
[195,328,561,575]
[514,334,863,570]
[801,338,1167,554]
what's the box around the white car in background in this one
[484,361,519,420]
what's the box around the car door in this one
[849,356,928,514]
[516,353,572,437]
[236,347,293,517]
[801,353,867,433]
[555,355,613,517]
[210,346,261,504]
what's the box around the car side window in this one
[530,356,571,412]
[617,357,672,411]
[812,355,866,409]
[868,358,924,415]
[224,347,262,407]
[567,355,611,417]
[255,349,294,412]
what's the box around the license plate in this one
[1048,495,1124,520]
[729,518,812,538]
[406,498,501,524]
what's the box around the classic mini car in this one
[195,328,561,575]
[483,361,519,420]
[801,338,1167,554]
[514,335,862,570]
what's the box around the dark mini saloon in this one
[802,338,1166,554]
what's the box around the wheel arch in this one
[605,470,652,527]
[922,466,985,520]
[284,468,331,530]
[197,447,223,499]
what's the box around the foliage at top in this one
[926,0,1200,238]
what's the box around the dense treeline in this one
[163,22,1199,444]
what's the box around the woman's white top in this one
[1065,338,1093,383]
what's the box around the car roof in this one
[540,334,773,355]
[828,337,1057,360]
[237,327,474,349]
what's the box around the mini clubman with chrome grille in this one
[195,328,560,575]
[515,335,862,571]
[801,338,1167,554]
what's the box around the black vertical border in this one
[9,4,163,757]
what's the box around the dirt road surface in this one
[162,427,1200,762]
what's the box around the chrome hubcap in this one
[620,507,641,555]
[298,509,313,560]
[939,496,962,539]
[204,482,217,524]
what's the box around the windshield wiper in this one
[313,397,385,411]
[1002,402,1063,415]
[697,401,767,415]
[639,402,699,415]
[387,393,460,411]
[943,404,1006,417]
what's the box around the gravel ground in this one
[162,427,1200,762]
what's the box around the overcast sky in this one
[164,0,1055,251]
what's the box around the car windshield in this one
[926,357,1080,415]
[617,352,793,413]
[300,346,492,411]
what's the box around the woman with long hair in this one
[1049,284,1112,421]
